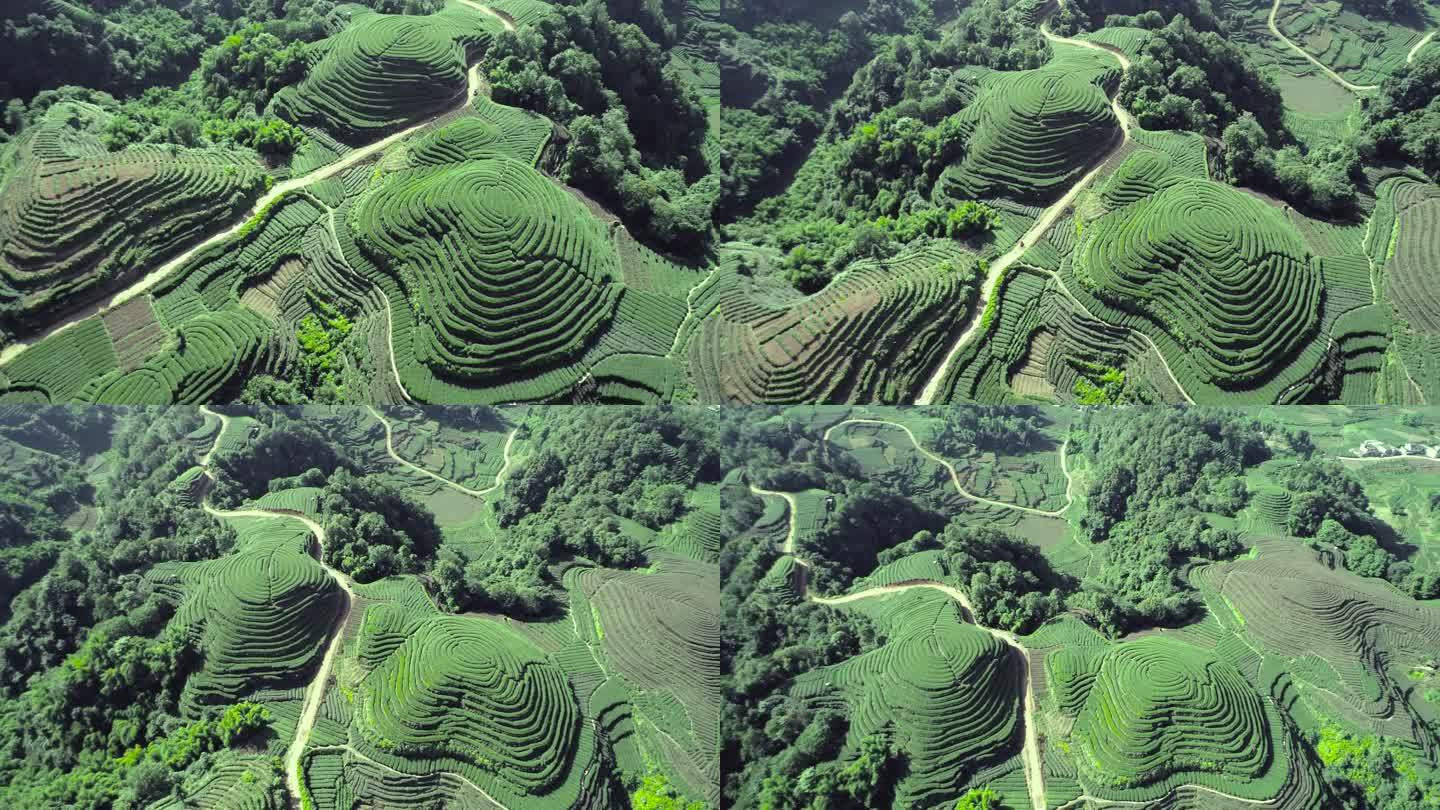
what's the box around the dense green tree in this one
[1052,0,1220,33]
[1073,510,1242,635]
[1220,113,1367,216]
[1368,49,1440,183]
[1119,16,1284,136]
[758,730,906,809]
[799,483,947,592]
[1312,725,1440,808]
[1280,459,1371,537]
[1077,408,1263,541]
[1068,409,1261,634]
[482,0,716,255]
[956,786,1006,809]
[1280,463,1436,597]
[878,524,1072,632]
[722,492,888,806]
[444,408,718,617]
[630,772,706,810]
[931,405,1048,456]
[431,543,559,616]
[1,409,235,693]
[320,468,441,581]
[209,420,351,507]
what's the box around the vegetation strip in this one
[747,486,1045,810]
[1267,0,1379,93]
[823,418,1074,517]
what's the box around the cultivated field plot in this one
[0,405,721,809]
[1252,0,1440,88]
[690,242,981,403]
[724,405,1440,810]
[926,120,1406,405]
[0,0,717,406]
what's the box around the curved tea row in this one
[357,615,583,795]
[1073,179,1322,388]
[271,7,497,143]
[1049,635,1285,795]
[0,110,265,332]
[941,68,1118,204]
[152,519,341,706]
[792,610,1020,807]
[354,157,621,383]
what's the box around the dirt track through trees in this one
[745,486,1047,810]
[368,405,517,496]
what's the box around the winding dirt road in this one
[777,417,1282,809]
[916,26,1133,405]
[198,405,229,468]
[668,270,720,359]
[1039,268,1196,404]
[746,487,1045,810]
[367,405,518,496]
[197,412,354,809]
[382,299,415,403]
[748,418,1076,807]
[312,200,415,405]
[823,417,1074,517]
[0,2,509,369]
[1268,0,1379,92]
[454,0,516,31]
[204,500,353,809]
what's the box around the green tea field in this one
[2,0,1438,404]
[0,405,720,808]
[0,0,721,405]
[723,404,1440,809]
[711,0,1440,405]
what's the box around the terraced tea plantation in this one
[0,405,721,809]
[0,0,718,405]
[7,0,1440,404]
[1072,179,1322,389]
[704,0,1440,405]
[724,404,1440,809]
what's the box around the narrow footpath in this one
[1409,31,1436,63]
[367,405,518,497]
[765,418,1282,809]
[746,483,1046,810]
[823,417,1074,517]
[1268,0,1379,92]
